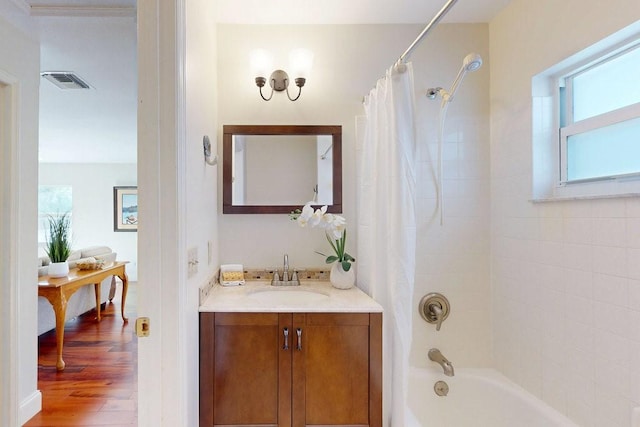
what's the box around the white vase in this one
[330,263,355,289]
[48,261,69,278]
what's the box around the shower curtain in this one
[358,63,418,427]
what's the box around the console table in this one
[38,261,129,371]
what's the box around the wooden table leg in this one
[118,272,129,323]
[48,292,69,371]
[93,282,102,322]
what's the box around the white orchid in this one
[320,213,346,239]
[296,202,315,227]
[290,202,355,271]
[308,204,327,228]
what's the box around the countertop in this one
[199,280,383,313]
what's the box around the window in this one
[559,43,640,183]
[531,21,640,200]
[38,185,72,243]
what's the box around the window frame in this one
[531,23,640,201]
[558,43,640,185]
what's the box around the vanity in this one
[199,279,383,427]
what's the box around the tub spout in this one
[428,348,454,377]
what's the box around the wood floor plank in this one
[25,282,137,427]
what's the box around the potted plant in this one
[45,212,72,278]
[292,202,356,289]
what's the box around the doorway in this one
[33,13,139,425]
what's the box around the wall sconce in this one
[251,48,314,101]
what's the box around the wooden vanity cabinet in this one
[200,312,382,427]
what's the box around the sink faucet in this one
[428,348,454,377]
[283,254,289,282]
[271,254,300,286]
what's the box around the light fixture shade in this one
[250,49,274,78]
[289,48,314,79]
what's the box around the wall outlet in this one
[188,247,198,278]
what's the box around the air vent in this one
[41,72,91,89]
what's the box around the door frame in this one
[0,70,20,427]
[137,0,188,425]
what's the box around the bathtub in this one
[407,367,579,427]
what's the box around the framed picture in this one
[113,186,138,232]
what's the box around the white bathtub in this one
[407,367,579,427]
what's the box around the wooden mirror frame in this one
[222,125,342,214]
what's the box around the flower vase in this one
[330,263,355,290]
[48,261,69,278]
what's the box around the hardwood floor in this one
[25,282,137,427]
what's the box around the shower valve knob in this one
[419,293,450,331]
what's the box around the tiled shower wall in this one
[490,1,640,426]
[411,108,492,368]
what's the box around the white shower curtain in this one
[357,63,418,427]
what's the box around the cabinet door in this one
[292,313,381,427]
[200,312,292,427]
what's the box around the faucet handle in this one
[271,269,280,284]
[429,304,444,331]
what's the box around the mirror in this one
[223,125,342,214]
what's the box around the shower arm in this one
[397,0,459,64]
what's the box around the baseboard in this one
[19,390,42,425]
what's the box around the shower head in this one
[463,53,483,72]
[427,52,483,103]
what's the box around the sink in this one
[247,288,330,305]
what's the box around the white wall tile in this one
[563,217,594,245]
[565,268,594,299]
[628,310,640,342]
[595,389,631,427]
[593,198,628,218]
[627,199,640,218]
[594,273,629,307]
[594,329,632,369]
[627,218,640,248]
[593,245,628,277]
[565,294,593,326]
[630,280,640,311]
[539,217,563,242]
[593,218,627,247]
[629,249,640,280]
[563,243,594,271]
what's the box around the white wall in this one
[185,0,218,424]
[217,24,491,367]
[0,8,42,425]
[39,163,138,280]
[490,2,640,426]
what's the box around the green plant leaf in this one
[325,255,339,264]
[341,261,351,271]
[45,212,72,263]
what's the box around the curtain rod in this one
[397,0,459,64]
